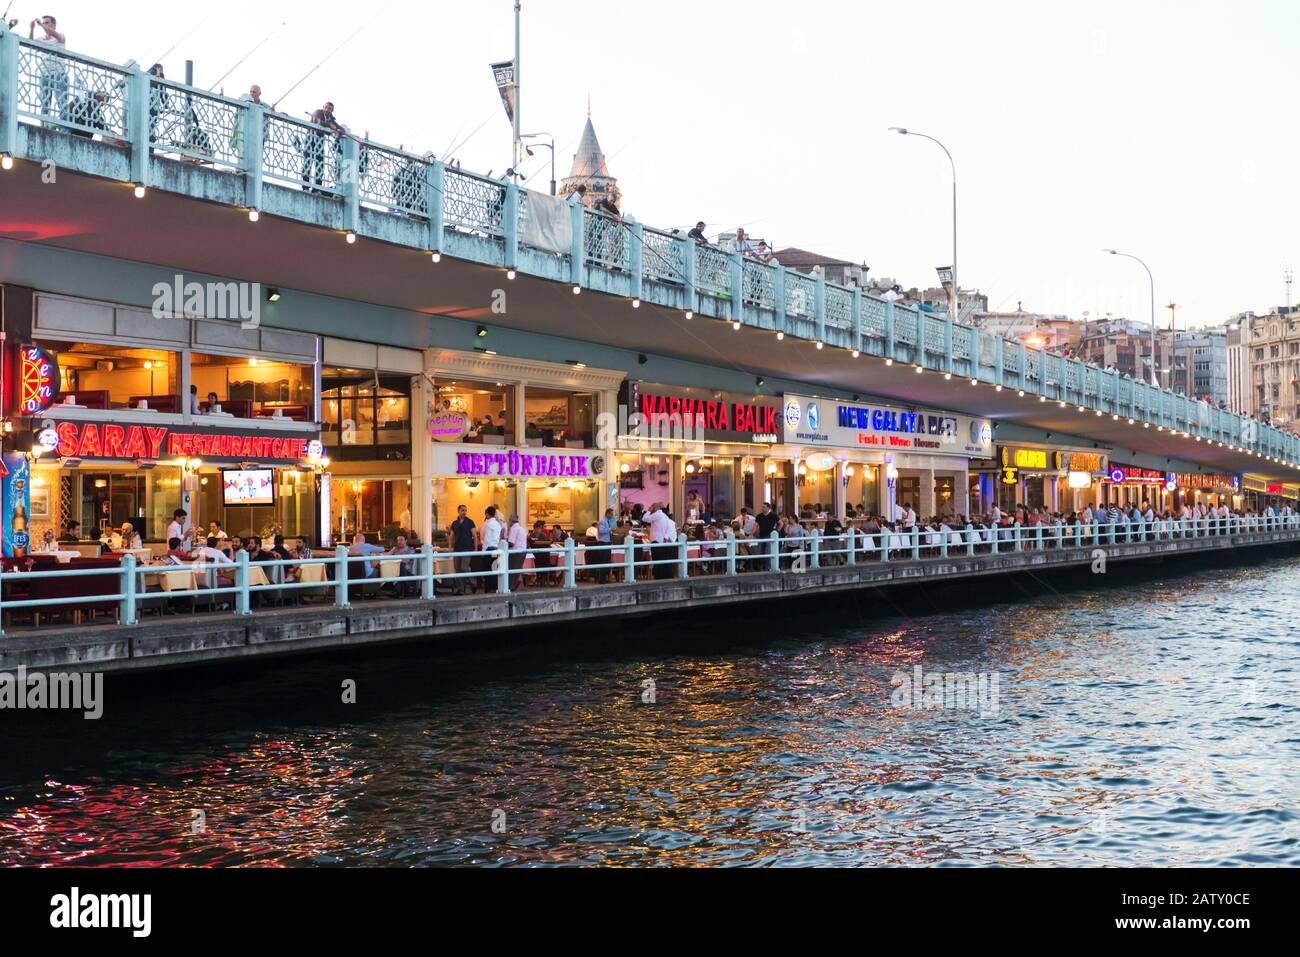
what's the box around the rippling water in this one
[2,555,1299,867]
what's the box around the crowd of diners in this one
[11,493,1297,623]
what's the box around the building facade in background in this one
[1245,307,1300,429]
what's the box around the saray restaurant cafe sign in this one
[48,421,313,465]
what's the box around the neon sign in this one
[53,421,311,463]
[18,346,59,415]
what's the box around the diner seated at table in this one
[163,537,194,564]
[58,520,82,543]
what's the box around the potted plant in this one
[560,429,585,449]
[525,422,544,447]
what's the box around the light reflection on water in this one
[1,557,1298,867]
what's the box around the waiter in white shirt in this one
[506,514,529,584]
[166,508,192,546]
[479,506,505,593]
[645,504,675,580]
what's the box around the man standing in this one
[479,506,505,594]
[755,503,779,567]
[645,503,675,580]
[449,504,476,595]
[303,101,345,194]
[737,507,759,571]
[506,514,529,587]
[595,508,615,584]
[166,508,191,547]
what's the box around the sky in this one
[25,0,1300,327]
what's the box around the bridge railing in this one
[1,515,1297,636]
[2,28,1298,467]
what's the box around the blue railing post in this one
[624,534,636,583]
[966,524,975,557]
[882,528,891,563]
[884,300,896,360]
[992,525,1000,555]
[427,158,445,254]
[563,537,576,589]
[334,544,350,608]
[127,65,150,189]
[1056,523,1064,549]
[1014,522,1022,553]
[813,268,827,345]
[851,285,864,357]
[681,234,697,314]
[569,198,585,288]
[235,549,251,615]
[120,554,138,626]
[769,531,780,572]
[941,528,949,559]
[678,533,689,579]
[911,526,921,560]
[994,336,1005,389]
[503,179,519,273]
[498,541,511,595]
[847,526,857,565]
[242,100,263,212]
[772,260,787,337]
[627,216,643,301]
[421,543,436,600]
[729,248,744,324]
[725,530,737,576]
[341,135,360,235]
[0,28,18,160]
[944,312,954,375]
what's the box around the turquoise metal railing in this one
[1,27,1297,467]
[3,516,1298,636]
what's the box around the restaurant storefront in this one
[781,394,993,521]
[614,381,782,525]
[419,351,623,543]
[319,338,423,546]
[27,418,322,546]
[997,444,1111,515]
[2,292,323,551]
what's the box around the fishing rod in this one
[272,26,364,111]
[208,21,286,92]
[150,13,213,67]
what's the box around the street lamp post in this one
[522,132,555,195]
[891,127,958,320]
[1104,249,1159,388]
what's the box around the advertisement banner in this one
[1,452,31,558]
[780,394,993,457]
[490,60,516,125]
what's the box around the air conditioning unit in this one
[95,359,114,372]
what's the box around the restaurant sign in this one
[433,444,605,480]
[429,409,472,442]
[623,382,781,445]
[782,394,993,456]
[1108,466,1165,485]
[18,345,60,416]
[50,421,315,464]
[1174,473,1239,491]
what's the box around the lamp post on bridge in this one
[891,127,958,321]
[522,132,555,195]
[1104,249,1160,388]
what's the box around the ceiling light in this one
[573,285,582,295]
[0,153,12,170]
[507,269,516,280]
[885,358,893,367]
[852,350,860,358]
[915,365,923,374]
[733,321,742,331]
[632,299,641,308]
[944,372,952,380]
[266,287,281,303]
[971,378,978,386]
[133,183,146,198]
[431,251,441,263]
[776,331,784,340]
[815,340,823,349]
[345,231,356,244]
[685,310,693,319]
[476,325,488,338]
[248,208,260,222]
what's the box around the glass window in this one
[42,339,179,412]
[524,478,599,534]
[523,386,594,448]
[322,368,411,461]
[193,352,315,421]
[432,378,514,446]
[330,477,413,543]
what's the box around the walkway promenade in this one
[3,519,1297,675]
